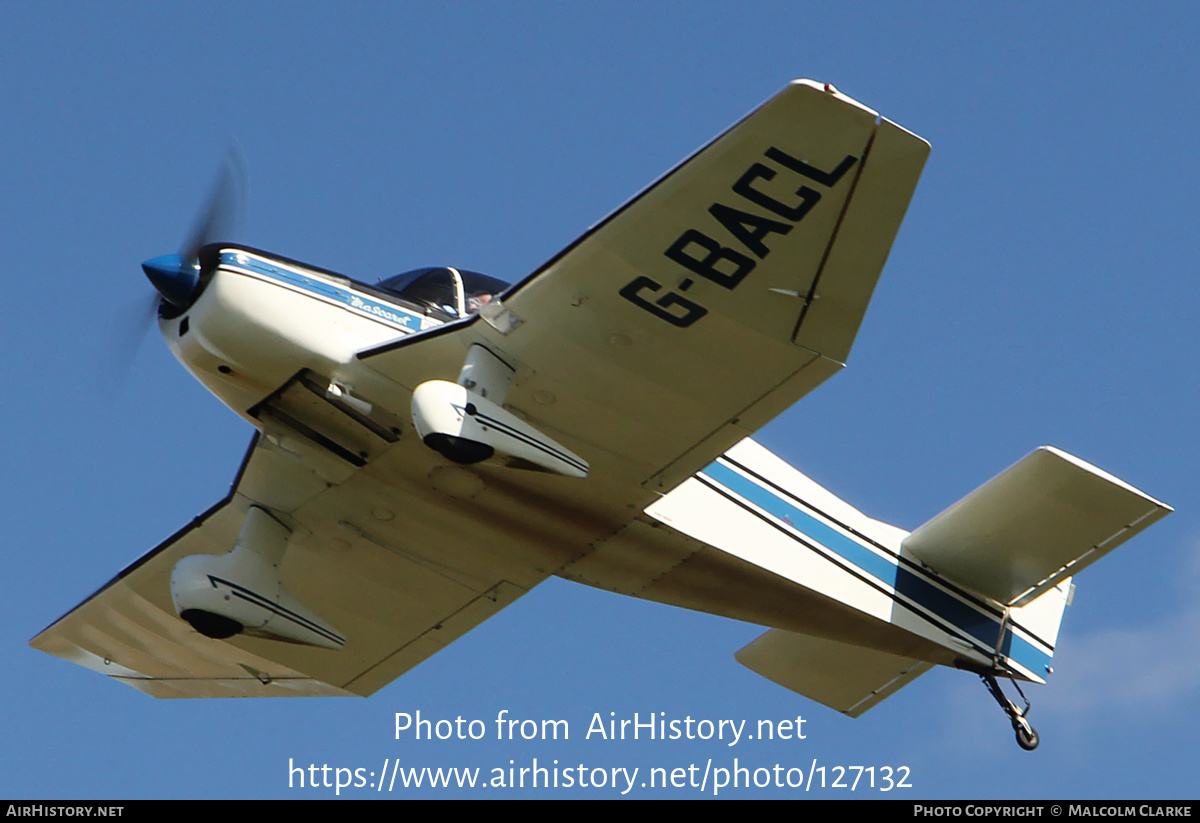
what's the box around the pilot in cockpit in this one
[376,266,507,320]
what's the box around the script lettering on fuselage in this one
[620,147,857,328]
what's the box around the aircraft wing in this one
[31,434,532,697]
[360,80,930,492]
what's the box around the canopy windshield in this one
[377,267,509,319]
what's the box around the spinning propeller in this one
[106,148,247,386]
[142,147,247,310]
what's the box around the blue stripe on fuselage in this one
[219,251,426,332]
[699,460,1051,677]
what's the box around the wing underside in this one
[31,436,531,698]
[360,80,930,494]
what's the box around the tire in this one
[1015,725,1039,751]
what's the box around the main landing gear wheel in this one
[982,674,1040,751]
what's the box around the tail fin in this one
[1007,578,1074,653]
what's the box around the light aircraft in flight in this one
[32,80,1170,751]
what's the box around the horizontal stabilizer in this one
[736,629,932,717]
[903,446,1171,607]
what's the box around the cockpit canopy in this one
[377,266,509,320]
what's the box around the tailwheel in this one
[1014,720,1039,751]
[982,674,1039,751]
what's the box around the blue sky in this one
[3,3,1199,798]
